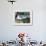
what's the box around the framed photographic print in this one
[14,10,33,26]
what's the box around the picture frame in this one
[13,10,33,26]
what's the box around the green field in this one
[16,18,30,23]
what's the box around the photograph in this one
[15,11,32,25]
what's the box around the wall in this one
[0,0,46,42]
